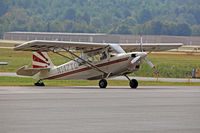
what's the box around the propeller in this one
[140,34,143,52]
[130,56,141,65]
[144,57,155,69]
[129,35,156,70]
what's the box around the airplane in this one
[14,37,182,88]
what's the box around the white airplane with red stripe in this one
[14,38,182,88]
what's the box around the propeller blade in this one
[144,57,155,69]
[130,56,141,65]
[140,35,143,52]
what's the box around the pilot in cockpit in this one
[100,52,107,60]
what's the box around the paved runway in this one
[0,86,200,133]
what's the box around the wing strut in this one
[52,51,75,62]
[53,48,109,76]
[62,48,108,75]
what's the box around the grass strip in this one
[0,43,15,47]
[0,76,199,86]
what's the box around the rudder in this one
[33,52,54,68]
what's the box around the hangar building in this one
[3,31,200,46]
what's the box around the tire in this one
[129,79,138,89]
[99,79,107,88]
[34,82,45,86]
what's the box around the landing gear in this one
[99,79,107,88]
[34,80,45,86]
[129,79,138,89]
[124,75,138,89]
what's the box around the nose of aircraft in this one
[130,52,155,69]
[129,52,147,65]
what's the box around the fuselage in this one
[35,52,147,80]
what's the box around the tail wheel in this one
[34,80,45,86]
[130,79,138,89]
[99,79,107,88]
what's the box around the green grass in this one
[132,53,200,78]
[0,43,15,47]
[0,49,32,72]
[0,76,199,86]
[0,49,69,72]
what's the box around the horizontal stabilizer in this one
[16,65,50,76]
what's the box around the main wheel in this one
[129,79,138,89]
[99,79,107,88]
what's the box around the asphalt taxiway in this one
[0,86,200,133]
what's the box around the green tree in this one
[64,8,76,20]
[176,23,191,36]
[82,12,90,24]
[137,9,152,24]
[110,25,132,34]
[1,0,200,38]
[0,0,8,17]
[151,21,162,35]
[192,25,200,36]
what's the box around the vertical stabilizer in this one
[32,52,54,68]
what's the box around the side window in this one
[100,52,107,60]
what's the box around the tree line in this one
[1,0,200,38]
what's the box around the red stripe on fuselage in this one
[46,57,129,79]
[33,65,48,68]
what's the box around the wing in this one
[14,40,108,52]
[120,43,183,51]
[14,40,183,52]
